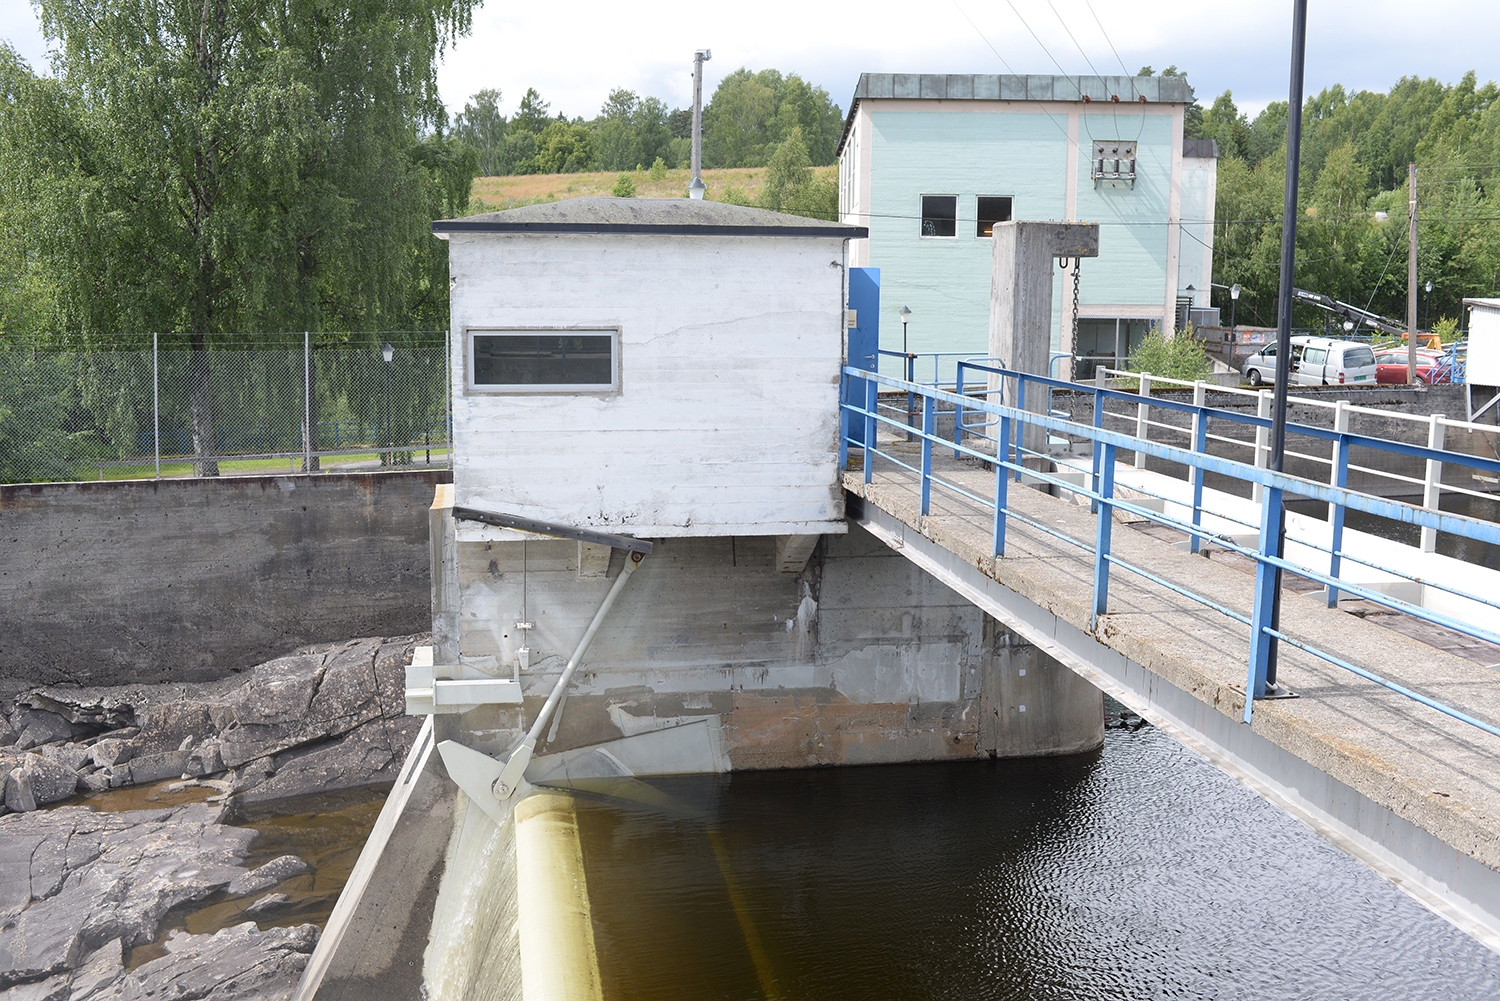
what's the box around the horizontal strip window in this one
[467,329,619,393]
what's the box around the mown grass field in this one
[467,165,837,214]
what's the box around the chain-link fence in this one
[0,333,451,484]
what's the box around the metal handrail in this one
[840,365,1500,741]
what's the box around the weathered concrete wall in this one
[0,472,449,686]
[437,512,1103,770]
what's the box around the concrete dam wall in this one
[0,471,449,686]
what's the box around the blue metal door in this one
[845,268,880,446]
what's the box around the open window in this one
[976,196,1013,237]
[920,195,957,237]
[467,329,619,394]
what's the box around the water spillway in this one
[300,705,1500,1000]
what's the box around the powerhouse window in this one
[976,196,1013,237]
[920,195,957,237]
[468,330,618,393]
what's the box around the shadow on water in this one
[573,706,1500,1001]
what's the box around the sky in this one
[4,0,1500,124]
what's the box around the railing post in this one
[953,363,966,459]
[1245,484,1283,720]
[1092,443,1117,628]
[1090,387,1104,514]
[920,394,935,516]
[905,353,916,441]
[152,331,160,479]
[838,372,850,470]
[1252,389,1272,503]
[1189,381,1208,554]
[1014,376,1027,481]
[1095,366,1107,390]
[1327,400,1350,607]
[863,378,877,485]
[1421,414,1446,553]
[995,413,1011,556]
[1134,372,1152,469]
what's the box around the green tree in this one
[702,68,843,168]
[757,127,836,220]
[0,0,476,473]
[512,88,553,135]
[1128,327,1211,381]
[455,89,508,176]
[533,121,595,174]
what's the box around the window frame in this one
[975,195,1014,238]
[464,326,622,396]
[919,194,959,239]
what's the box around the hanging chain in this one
[1071,258,1081,348]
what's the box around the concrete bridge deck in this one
[844,443,1500,947]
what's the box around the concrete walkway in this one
[844,438,1500,947]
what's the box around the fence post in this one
[1252,389,1272,503]
[863,378,877,485]
[1189,381,1207,554]
[1134,373,1152,469]
[1326,401,1350,606]
[920,394,935,516]
[1092,442,1117,628]
[1421,414,1446,553]
[995,413,1011,556]
[905,354,916,441]
[303,331,312,474]
[1014,376,1027,482]
[953,363,966,459]
[1245,484,1284,720]
[152,332,161,479]
[1095,366,1107,389]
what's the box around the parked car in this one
[1240,337,1379,387]
[1374,348,1442,384]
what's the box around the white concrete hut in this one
[434,197,868,541]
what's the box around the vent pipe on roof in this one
[689,49,711,199]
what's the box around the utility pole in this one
[1259,0,1309,694]
[1407,162,1419,384]
[688,49,712,200]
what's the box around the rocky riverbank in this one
[1,634,424,814]
[0,635,425,998]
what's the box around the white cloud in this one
[5,1,1498,123]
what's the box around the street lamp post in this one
[382,342,394,468]
[1424,279,1433,334]
[1229,283,1241,333]
[899,305,913,439]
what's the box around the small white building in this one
[434,198,867,538]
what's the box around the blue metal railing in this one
[840,363,1500,740]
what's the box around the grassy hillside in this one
[467,165,837,214]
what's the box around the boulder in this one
[90,739,134,769]
[244,892,290,916]
[227,855,309,896]
[235,716,421,804]
[4,755,76,812]
[10,709,75,750]
[0,718,16,747]
[39,744,90,772]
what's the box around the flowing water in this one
[570,706,1500,1001]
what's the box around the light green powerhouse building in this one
[837,74,1219,380]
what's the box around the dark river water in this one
[573,704,1500,1001]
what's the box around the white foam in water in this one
[423,791,524,1001]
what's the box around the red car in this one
[1374,348,1441,384]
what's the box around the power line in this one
[1082,0,1134,78]
[1003,0,1071,77]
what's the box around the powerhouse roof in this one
[433,197,867,238]
[836,72,1196,157]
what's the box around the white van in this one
[1241,336,1378,387]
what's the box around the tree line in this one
[452,68,845,177]
[1190,72,1500,333]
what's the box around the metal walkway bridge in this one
[840,362,1500,949]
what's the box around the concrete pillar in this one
[988,222,1099,461]
[979,617,1104,757]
